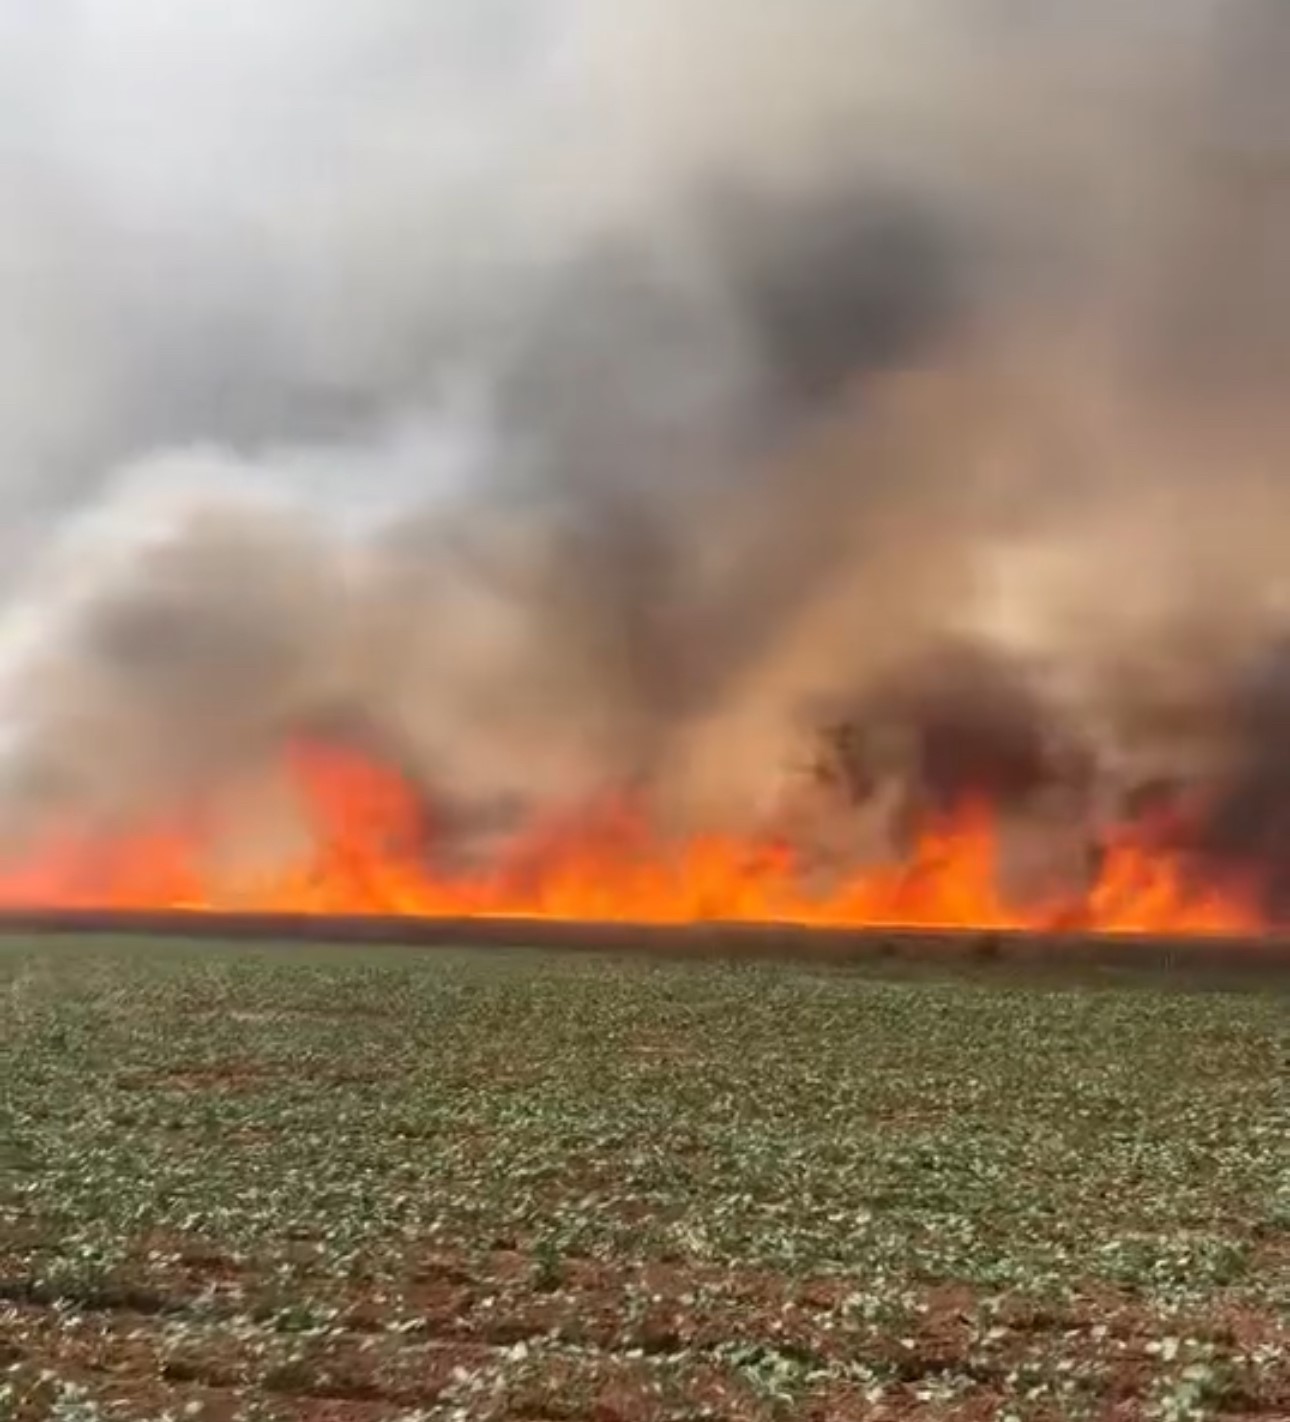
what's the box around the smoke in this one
[2,0,1290,898]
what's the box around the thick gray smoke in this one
[3,0,1290,894]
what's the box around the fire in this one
[0,739,1263,937]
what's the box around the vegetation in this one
[1,935,1286,1420]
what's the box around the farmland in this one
[0,936,1286,1421]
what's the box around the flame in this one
[0,739,1263,937]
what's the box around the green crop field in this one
[0,936,1286,1421]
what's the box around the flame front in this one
[0,740,1262,937]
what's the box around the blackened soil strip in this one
[0,907,1287,984]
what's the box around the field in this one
[0,936,1286,1421]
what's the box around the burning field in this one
[2,3,1290,1414]
[0,733,1278,945]
[4,5,1290,953]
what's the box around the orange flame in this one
[0,739,1262,936]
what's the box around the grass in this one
[0,935,1286,1420]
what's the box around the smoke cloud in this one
[3,1,1290,901]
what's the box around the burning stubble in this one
[0,2,1289,918]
